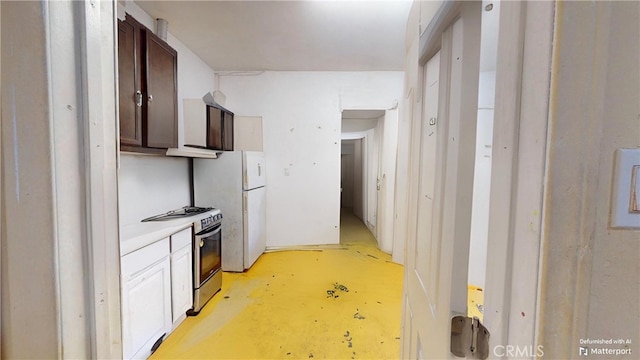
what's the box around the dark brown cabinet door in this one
[222,111,234,151]
[117,17,142,146]
[207,106,223,150]
[206,106,235,151]
[144,31,178,149]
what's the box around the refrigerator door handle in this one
[258,163,261,177]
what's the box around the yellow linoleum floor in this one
[151,210,404,359]
[467,285,484,322]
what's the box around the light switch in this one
[611,148,640,229]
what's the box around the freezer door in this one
[242,151,266,190]
[243,187,266,269]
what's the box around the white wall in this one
[220,72,403,247]
[538,1,640,357]
[118,155,191,225]
[2,3,62,356]
[117,2,217,226]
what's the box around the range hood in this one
[165,92,224,159]
[166,146,220,159]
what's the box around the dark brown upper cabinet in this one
[118,14,177,153]
[207,105,234,151]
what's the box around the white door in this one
[243,151,266,190]
[402,2,481,358]
[243,186,267,269]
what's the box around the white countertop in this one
[120,209,221,256]
[120,217,194,256]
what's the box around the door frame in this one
[483,0,554,353]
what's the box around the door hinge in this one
[451,315,490,359]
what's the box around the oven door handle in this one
[195,223,222,237]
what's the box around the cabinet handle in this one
[135,91,143,107]
[148,94,154,103]
[258,163,261,176]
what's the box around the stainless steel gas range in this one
[188,209,223,315]
[142,206,223,315]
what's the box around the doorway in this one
[339,109,384,237]
[340,139,364,220]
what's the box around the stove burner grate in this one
[141,206,214,222]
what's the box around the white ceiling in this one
[135,0,413,71]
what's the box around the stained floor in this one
[151,210,404,359]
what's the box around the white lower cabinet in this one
[121,227,196,359]
[170,228,193,328]
[121,238,172,360]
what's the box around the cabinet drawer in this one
[171,227,192,251]
[121,237,170,278]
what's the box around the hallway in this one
[151,211,404,359]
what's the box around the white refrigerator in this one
[194,151,266,272]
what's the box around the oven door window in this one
[198,226,221,284]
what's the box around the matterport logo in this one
[493,345,545,358]
[579,338,633,356]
